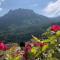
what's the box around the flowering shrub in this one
[50,25,60,32]
[0,25,60,60]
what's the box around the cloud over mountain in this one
[42,0,60,17]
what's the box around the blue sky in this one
[0,0,59,17]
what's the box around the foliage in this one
[0,25,60,60]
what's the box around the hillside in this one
[0,8,52,33]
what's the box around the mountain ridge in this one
[0,8,56,33]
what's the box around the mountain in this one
[50,16,60,23]
[0,8,52,34]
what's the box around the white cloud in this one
[0,0,5,3]
[0,8,2,11]
[0,2,1,6]
[1,0,5,2]
[0,0,5,6]
[0,0,5,11]
[42,0,60,17]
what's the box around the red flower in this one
[34,42,47,47]
[0,41,8,51]
[24,43,32,60]
[50,25,60,32]
[25,44,32,52]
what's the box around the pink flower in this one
[50,25,60,32]
[0,41,8,51]
[25,44,32,52]
[34,42,47,47]
[24,44,32,60]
